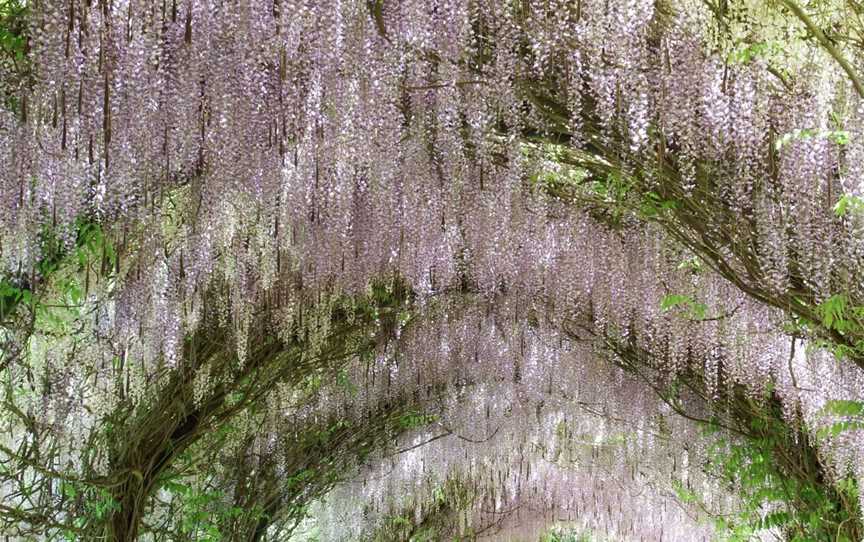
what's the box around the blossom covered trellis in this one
[1,0,864,540]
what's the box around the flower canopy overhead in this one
[0,0,863,540]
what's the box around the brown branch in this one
[779,0,864,98]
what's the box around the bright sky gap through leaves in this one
[1,0,864,540]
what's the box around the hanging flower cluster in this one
[1,0,863,539]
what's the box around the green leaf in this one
[834,194,864,217]
[672,479,698,504]
[727,41,778,65]
[829,131,850,145]
[775,128,850,151]
[690,301,708,320]
[817,294,848,330]
[822,400,864,417]
[163,480,190,494]
[61,482,78,499]
[660,294,692,312]
[817,420,864,439]
[398,411,438,429]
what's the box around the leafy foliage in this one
[2,0,864,541]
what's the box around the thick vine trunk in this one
[106,480,149,542]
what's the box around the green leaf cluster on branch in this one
[2,0,864,540]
